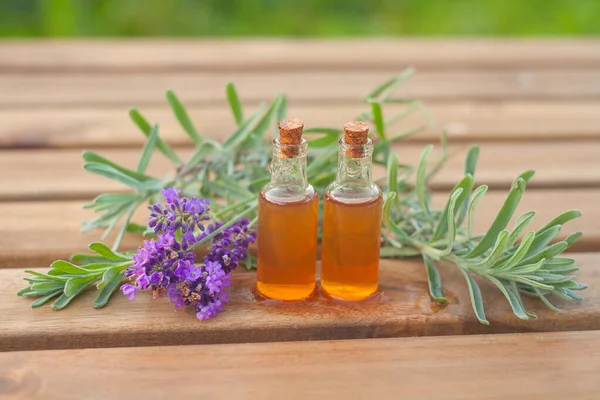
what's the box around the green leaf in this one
[137,124,158,173]
[304,127,343,136]
[94,272,125,308]
[50,260,90,275]
[30,281,67,293]
[520,225,561,261]
[466,185,488,238]
[30,289,63,308]
[65,275,101,297]
[432,175,473,241]
[52,279,97,309]
[533,287,562,313]
[564,231,583,249]
[226,82,244,126]
[506,211,536,249]
[434,187,464,257]
[382,192,397,229]
[486,275,530,320]
[364,68,415,101]
[84,163,162,191]
[368,100,385,139]
[520,241,569,266]
[416,145,434,224]
[129,108,181,164]
[538,210,582,234]
[380,246,421,257]
[112,203,138,251]
[461,269,489,325]
[83,151,160,183]
[89,243,130,261]
[457,146,479,226]
[423,255,447,303]
[387,152,399,196]
[493,231,536,271]
[253,95,283,137]
[308,133,339,147]
[466,178,527,259]
[223,105,264,150]
[166,90,203,146]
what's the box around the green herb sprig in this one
[18,69,585,323]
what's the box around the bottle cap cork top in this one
[343,121,369,157]
[278,119,304,158]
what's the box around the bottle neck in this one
[335,138,374,185]
[268,138,309,194]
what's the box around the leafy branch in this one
[18,68,586,323]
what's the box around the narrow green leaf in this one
[520,241,569,266]
[538,210,582,234]
[226,82,244,126]
[435,187,464,257]
[166,90,203,146]
[24,270,68,281]
[52,279,97,309]
[457,146,480,226]
[486,275,529,320]
[387,152,399,195]
[516,170,535,183]
[112,203,138,251]
[466,185,488,239]
[509,281,537,319]
[129,108,181,164]
[382,192,397,229]
[520,225,561,261]
[461,269,489,325]
[82,151,159,182]
[30,289,63,308]
[380,246,421,257]
[89,243,130,261]
[84,163,162,191]
[253,95,282,136]
[30,281,66,293]
[369,100,385,139]
[564,231,583,249]
[65,275,101,297]
[94,272,125,308]
[423,255,447,303]
[533,287,562,313]
[223,105,264,149]
[308,134,339,148]
[416,145,434,224]
[137,124,158,173]
[50,260,90,275]
[493,231,536,271]
[364,68,415,101]
[432,175,473,241]
[466,178,527,259]
[506,211,536,248]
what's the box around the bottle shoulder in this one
[325,181,381,204]
[261,183,316,204]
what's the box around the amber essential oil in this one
[321,122,383,300]
[256,119,318,301]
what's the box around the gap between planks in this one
[1,253,599,352]
[2,101,600,149]
[1,331,599,399]
[1,39,600,71]
[0,187,595,268]
[3,69,600,108]
[2,140,600,202]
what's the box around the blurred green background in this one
[1,0,599,37]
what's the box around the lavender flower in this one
[148,188,210,234]
[167,261,231,320]
[122,188,255,322]
[204,217,257,273]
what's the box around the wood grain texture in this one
[2,101,599,150]
[4,70,600,107]
[1,253,598,352]
[1,331,599,399]
[3,140,599,202]
[0,187,594,268]
[2,39,600,71]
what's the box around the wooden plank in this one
[2,101,600,149]
[2,39,600,71]
[3,140,600,202]
[1,332,598,399]
[3,70,600,107]
[1,253,599,352]
[0,187,595,268]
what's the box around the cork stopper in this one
[343,121,369,157]
[278,119,304,158]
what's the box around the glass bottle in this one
[256,119,318,301]
[321,121,382,300]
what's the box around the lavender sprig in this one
[121,188,255,320]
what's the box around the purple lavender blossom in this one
[121,188,255,321]
[204,217,257,273]
[148,188,210,234]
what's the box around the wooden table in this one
[1,39,600,399]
